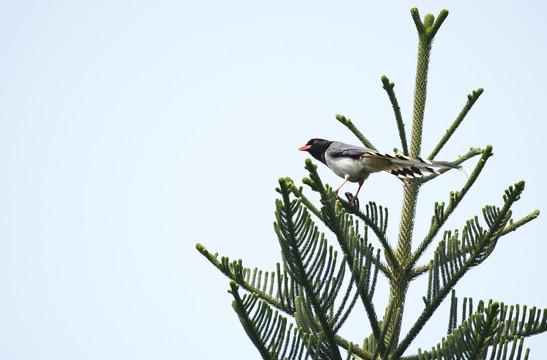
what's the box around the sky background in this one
[1,1,546,359]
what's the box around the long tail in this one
[382,154,467,179]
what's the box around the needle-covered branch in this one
[394,181,527,357]
[412,295,547,360]
[335,114,377,151]
[297,160,394,275]
[409,8,449,156]
[418,147,482,185]
[501,209,540,236]
[411,208,540,279]
[196,244,298,314]
[453,296,547,349]
[412,146,493,269]
[275,179,344,359]
[290,165,386,350]
[381,75,408,156]
[429,89,484,160]
[229,282,298,359]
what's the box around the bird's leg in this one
[334,176,351,196]
[349,180,364,205]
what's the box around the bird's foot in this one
[345,192,359,207]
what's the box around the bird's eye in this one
[313,140,318,144]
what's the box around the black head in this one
[298,138,333,165]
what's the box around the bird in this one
[298,138,467,205]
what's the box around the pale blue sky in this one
[1,1,546,359]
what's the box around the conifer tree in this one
[196,8,545,359]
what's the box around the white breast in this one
[325,156,370,182]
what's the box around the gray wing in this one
[326,141,375,159]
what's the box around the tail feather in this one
[383,155,465,179]
[387,164,437,179]
[360,151,467,179]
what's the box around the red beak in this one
[298,145,311,151]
